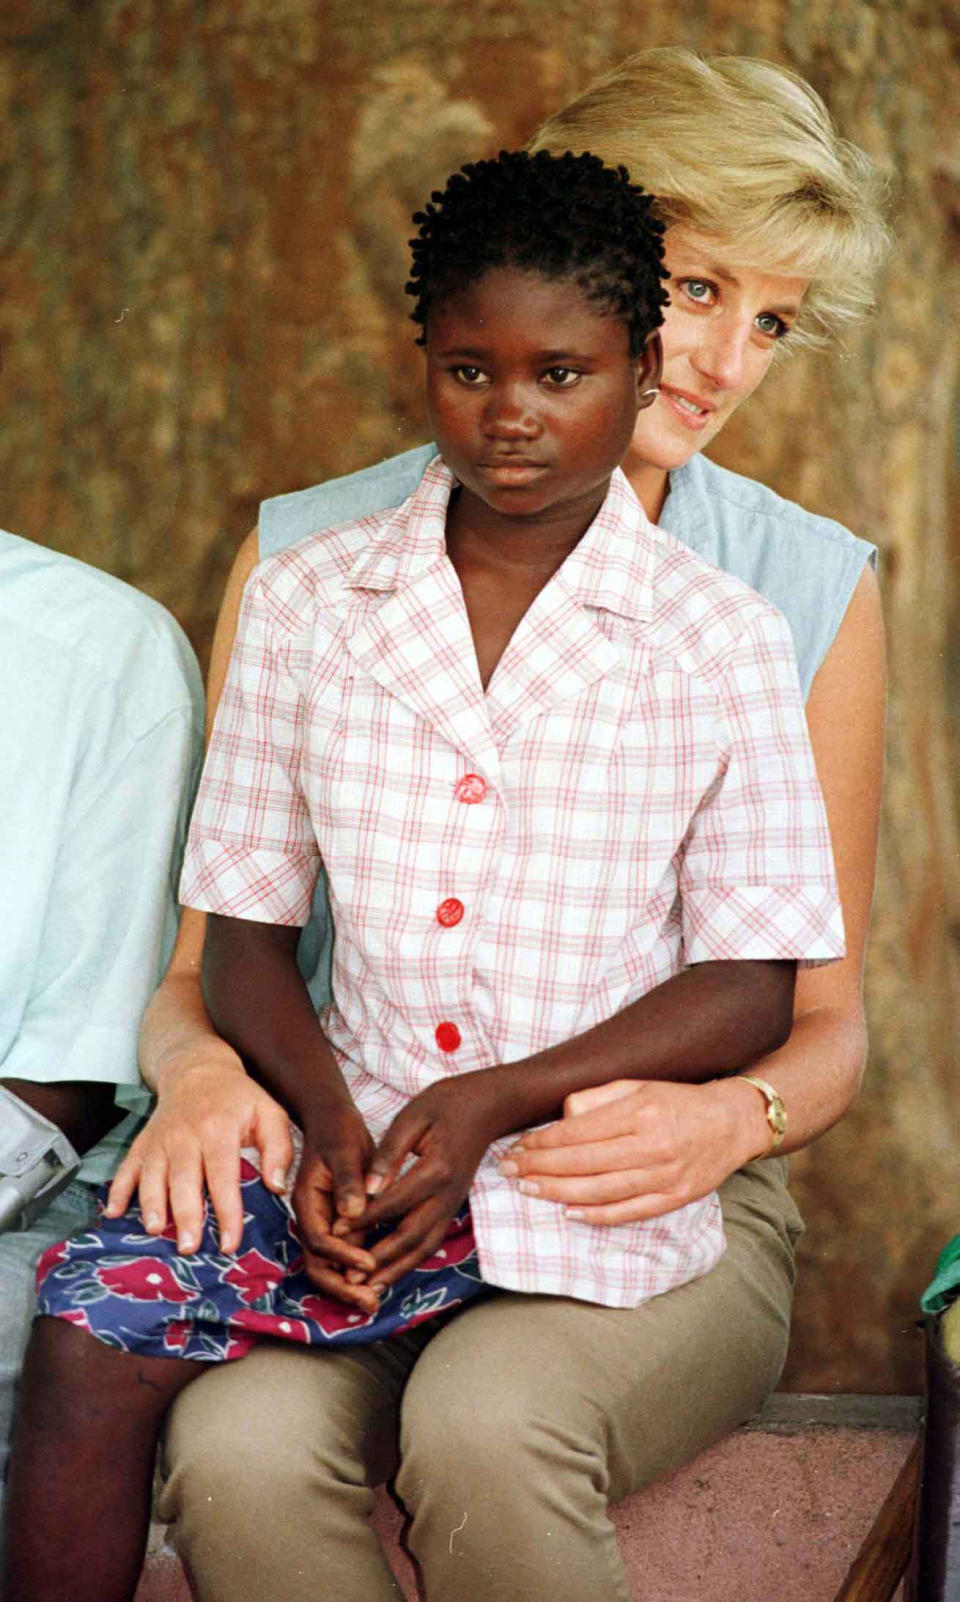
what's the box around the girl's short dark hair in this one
[406,148,669,357]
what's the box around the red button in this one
[435,1021,461,1053]
[436,898,464,928]
[455,773,487,804]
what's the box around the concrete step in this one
[136,1394,920,1602]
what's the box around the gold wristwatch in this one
[738,1076,787,1152]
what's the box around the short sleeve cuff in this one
[0,1026,153,1105]
[179,839,318,927]
[682,884,845,968]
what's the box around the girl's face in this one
[625,228,810,482]
[425,267,659,532]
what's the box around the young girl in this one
[5,150,842,1602]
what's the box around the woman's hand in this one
[350,1073,508,1292]
[105,1056,294,1255]
[499,1078,770,1226]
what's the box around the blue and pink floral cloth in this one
[35,1156,486,1361]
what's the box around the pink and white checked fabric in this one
[181,457,843,1308]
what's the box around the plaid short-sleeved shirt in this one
[181,458,843,1308]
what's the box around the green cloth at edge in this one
[921,1235,960,1315]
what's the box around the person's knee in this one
[395,1336,622,1602]
[398,1346,604,1512]
[162,1360,323,1522]
[164,1381,263,1499]
[18,1318,141,1435]
[161,1348,395,1529]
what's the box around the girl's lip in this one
[477,461,549,484]
[660,386,716,431]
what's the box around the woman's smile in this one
[657,384,717,431]
[628,228,810,476]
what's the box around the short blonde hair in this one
[529,47,891,348]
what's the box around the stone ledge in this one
[748,1391,922,1434]
[137,1394,920,1602]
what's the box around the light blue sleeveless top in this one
[259,445,876,1008]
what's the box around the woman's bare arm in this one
[135,530,260,1089]
[106,531,294,1254]
[502,564,886,1220]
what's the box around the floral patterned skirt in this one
[35,1155,486,1362]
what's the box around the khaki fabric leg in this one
[157,1161,799,1602]
[396,1159,800,1602]
[158,1327,434,1602]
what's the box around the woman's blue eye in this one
[756,313,789,339]
[681,279,713,303]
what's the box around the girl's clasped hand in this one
[311,1071,523,1304]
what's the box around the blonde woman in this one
[112,49,887,1602]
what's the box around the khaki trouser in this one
[159,1159,802,1602]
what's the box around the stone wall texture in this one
[1,0,957,1392]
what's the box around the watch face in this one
[741,1077,786,1146]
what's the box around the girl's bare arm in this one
[140,524,262,1086]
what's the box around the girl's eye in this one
[755,312,789,339]
[453,365,487,385]
[543,367,580,386]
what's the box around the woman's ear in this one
[635,331,663,410]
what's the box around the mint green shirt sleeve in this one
[2,706,198,1097]
[0,531,204,1180]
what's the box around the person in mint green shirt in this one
[0,530,202,1529]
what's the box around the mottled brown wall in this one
[1,0,957,1393]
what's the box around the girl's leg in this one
[0,1180,99,1543]
[159,1324,438,1602]
[395,1158,800,1602]
[3,1317,201,1602]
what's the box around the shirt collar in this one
[558,467,656,623]
[346,455,453,593]
[346,454,658,623]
